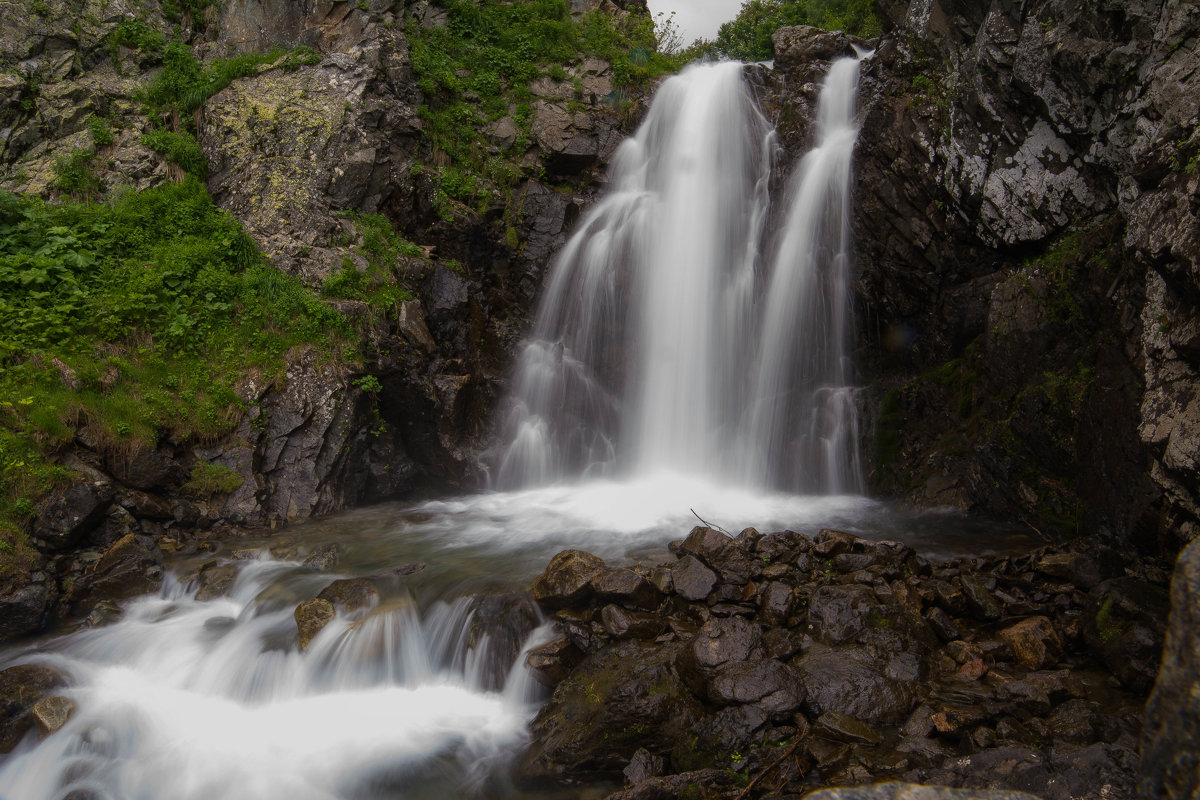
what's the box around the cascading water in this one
[495,56,866,494]
[0,56,886,800]
[0,557,552,800]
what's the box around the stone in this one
[794,645,920,725]
[69,533,164,616]
[193,562,239,601]
[678,526,733,567]
[31,695,75,736]
[316,578,379,618]
[816,711,883,745]
[1083,576,1168,692]
[998,616,1063,669]
[0,664,67,752]
[526,637,583,688]
[959,575,1002,620]
[706,659,805,714]
[672,555,717,601]
[808,584,881,644]
[301,543,340,570]
[0,580,53,641]
[32,482,112,550]
[591,568,662,610]
[600,605,666,640]
[605,768,738,800]
[679,616,762,684]
[803,782,1045,799]
[531,550,607,609]
[466,592,540,691]
[623,747,664,785]
[1140,538,1200,800]
[294,598,335,650]
[518,641,703,783]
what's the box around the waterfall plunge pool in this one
[0,476,1036,800]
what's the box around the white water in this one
[0,560,550,800]
[496,57,865,493]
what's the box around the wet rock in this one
[808,584,881,644]
[467,592,540,690]
[105,442,182,491]
[31,695,75,737]
[294,598,335,650]
[992,670,1071,713]
[316,578,379,618]
[82,601,122,629]
[804,783,1045,799]
[759,581,796,625]
[678,526,733,566]
[795,645,919,725]
[605,768,738,800]
[532,550,607,609]
[32,482,112,550]
[623,747,665,785]
[0,664,68,752]
[69,533,164,616]
[519,640,703,782]
[1140,538,1200,800]
[0,579,54,641]
[678,616,762,688]
[814,529,859,556]
[959,575,1002,620]
[526,637,583,688]
[816,711,883,745]
[706,659,805,714]
[592,568,662,610]
[601,605,667,640]
[1082,577,1168,692]
[672,555,717,601]
[301,543,340,570]
[924,607,961,642]
[998,616,1062,669]
[193,562,239,602]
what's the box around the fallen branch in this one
[733,716,810,800]
[690,508,730,536]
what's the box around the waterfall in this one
[496,56,865,494]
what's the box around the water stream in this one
[0,57,1022,799]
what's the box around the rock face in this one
[520,528,1162,799]
[1139,538,1200,799]
[756,3,1200,545]
[0,664,68,753]
[1,0,647,641]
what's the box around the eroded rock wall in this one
[764,1,1199,547]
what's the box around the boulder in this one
[32,482,112,550]
[518,640,703,783]
[69,533,164,616]
[31,695,75,736]
[532,550,607,609]
[808,584,882,644]
[672,555,717,601]
[316,578,379,618]
[1082,577,1168,692]
[0,664,68,752]
[193,562,240,602]
[998,616,1063,669]
[794,645,920,725]
[0,580,54,641]
[591,568,662,610]
[294,598,335,650]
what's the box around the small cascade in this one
[0,562,546,800]
[495,55,866,494]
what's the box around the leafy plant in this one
[141,129,207,177]
[183,461,244,498]
[712,0,881,61]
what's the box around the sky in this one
[645,0,745,45]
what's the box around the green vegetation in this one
[105,18,165,64]
[141,129,207,178]
[711,0,881,61]
[408,0,697,216]
[321,212,419,312]
[50,148,102,199]
[183,461,244,498]
[0,179,349,544]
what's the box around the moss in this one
[1094,596,1123,644]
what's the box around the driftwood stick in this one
[733,717,810,800]
[690,508,730,536]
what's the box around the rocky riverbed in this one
[516,526,1174,799]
